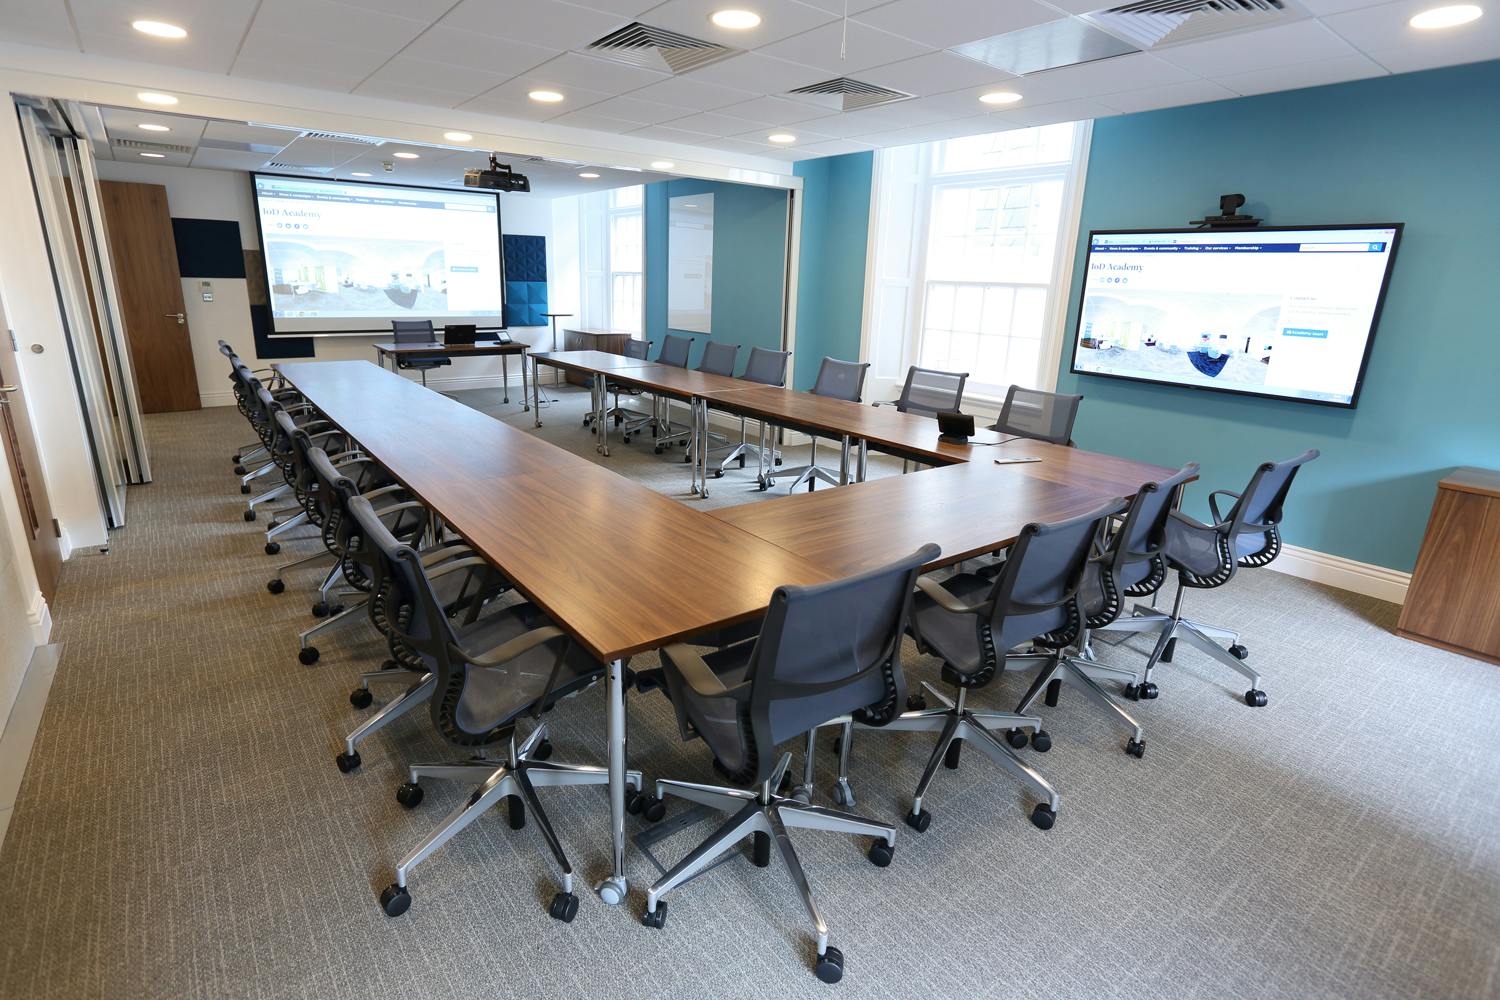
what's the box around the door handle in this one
[0,384,17,393]
[165,312,185,324]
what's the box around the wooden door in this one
[97,180,199,412]
[0,324,61,602]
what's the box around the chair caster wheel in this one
[757,480,771,492]
[814,945,844,984]
[1006,728,1029,750]
[299,646,320,665]
[234,465,246,475]
[625,787,646,815]
[1245,688,1268,707]
[753,830,771,867]
[379,884,410,917]
[738,456,746,468]
[1031,730,1052,753]
[240,483,251,495]
[712,470,724,479]
[866,840,894,867]
[1230,644,1249,660]
[264,541,281,555]
[312,601,330,618]
[904,808,931,832]
[1140,682,1159,700]
[507,795,526,830]
[643,796,666,823]
[549,891,579,922]
[532,738,554,761]
[1030,804,1056,831]
[775,457,783,466]
[1126,738,1145,758]
[581,416,591,427]
[653,446,664,455]
[622,435,632,443]
[614,414,624,426]
[906,692,927,711]
[349,687,373,709]
[832,781,854,807]
[396,782,423,808]
[641,903,667,929]
[232,454,242,464]
[943,739,962,769]
[335,750,360,773]
[267,519,280,530]
[266,579,285,594]
[243,510,256,522]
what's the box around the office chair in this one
[1101,450,1319,706]
[999,463,1198,757]
[990,385,1083,446]
[769,357,870,493]
[596,338,653,433]
[241,384,326,522]
[353,494,641,923]
[640,543,938,984]
[713,346,790,477]
[874,365,969,473]
[391,319,450,387]
[647,333,695,454]
[684,342,740,456]
[841,499,1126,833]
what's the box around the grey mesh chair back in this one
[1079,464,1198,627]
[896,367,968,418]
[993,386,1083,445]
[622,338,651,360]
[741,346,790,386]
[810,357,870,402]
[980,499,1127,672]
[675,544,937,785]
[696,341,739,377]
[392,320,436,344]
[657,333,692,368]
[349,494,601,747]
[1221,449,1319,566]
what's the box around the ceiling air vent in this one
[788,77,913,112]
[112,138,194,155]
[263,161,335,174]
[298,130,385,146]
[587,22,738,74]
[1083,0,1305,49]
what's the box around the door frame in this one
[0,289,59,610]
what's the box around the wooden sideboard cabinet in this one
[560,329,632,387]
[1397,467,1500,665]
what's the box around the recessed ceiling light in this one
[131,19,186,39]
[137,92,178,106]
[351,172,372,177]
[444,131,473,141]
[528,89,565,103]
[139,152,166,158]
[1409,4,1482,28]
[767,133,797,143]
[979,90,1023,105]
[651,160,675,169]
[711,9,761,29]
[393,151,420,159]
[137,123,171,132]
[578,171,601,179]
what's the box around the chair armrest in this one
[915,575,992,615]
[466,625,568,669]
[362,484,409,503]
[1207,490,1242,524]
[660,643,750,701]
[1169,508,1228,535]
[418,543,474,566]
[870,400,899,408]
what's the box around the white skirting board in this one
[1266,544,1410,605]
[199,377,1412,605]
[26,590,51,645]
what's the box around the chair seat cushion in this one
[911,573,991,681]
[672,641,756,778]
[447,604,601,738]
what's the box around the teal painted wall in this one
[644,178,789,370]
[792,152,875,390]
[1055,61,1500,573]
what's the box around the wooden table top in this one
[372,340,526,355]
[602,364,757,399]
[712,450,1184,578]
[531,350,659,374]
[274,359,832,660]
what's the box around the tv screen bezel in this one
[1068,222,1403,409]
[249,172,508,337]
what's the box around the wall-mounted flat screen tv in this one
[1070,224,1402,407]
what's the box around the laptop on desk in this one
[443,324,479,345]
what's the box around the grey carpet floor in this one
[3,384,1499,1000]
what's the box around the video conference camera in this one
[464,154,531,193]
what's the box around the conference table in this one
[373,339,529,405]
[275,357,1179,909]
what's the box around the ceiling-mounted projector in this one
[464,154,530,192]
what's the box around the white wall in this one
[92,160,558,405]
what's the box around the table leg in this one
[858,439,868,482]
[521,351,530,412]
[840,435,851,485]
[596,374,610,457]
[533,358,543,427]
[501,354,510,404]
[694,398,706,498]
[597,658,629,906]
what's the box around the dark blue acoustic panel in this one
[173,218,245,278]
[251,304,314,359]
[503,234,548,327]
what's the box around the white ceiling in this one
[7,0,1498,159]
[83,105,673,196]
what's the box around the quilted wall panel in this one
[503,234,548,327]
